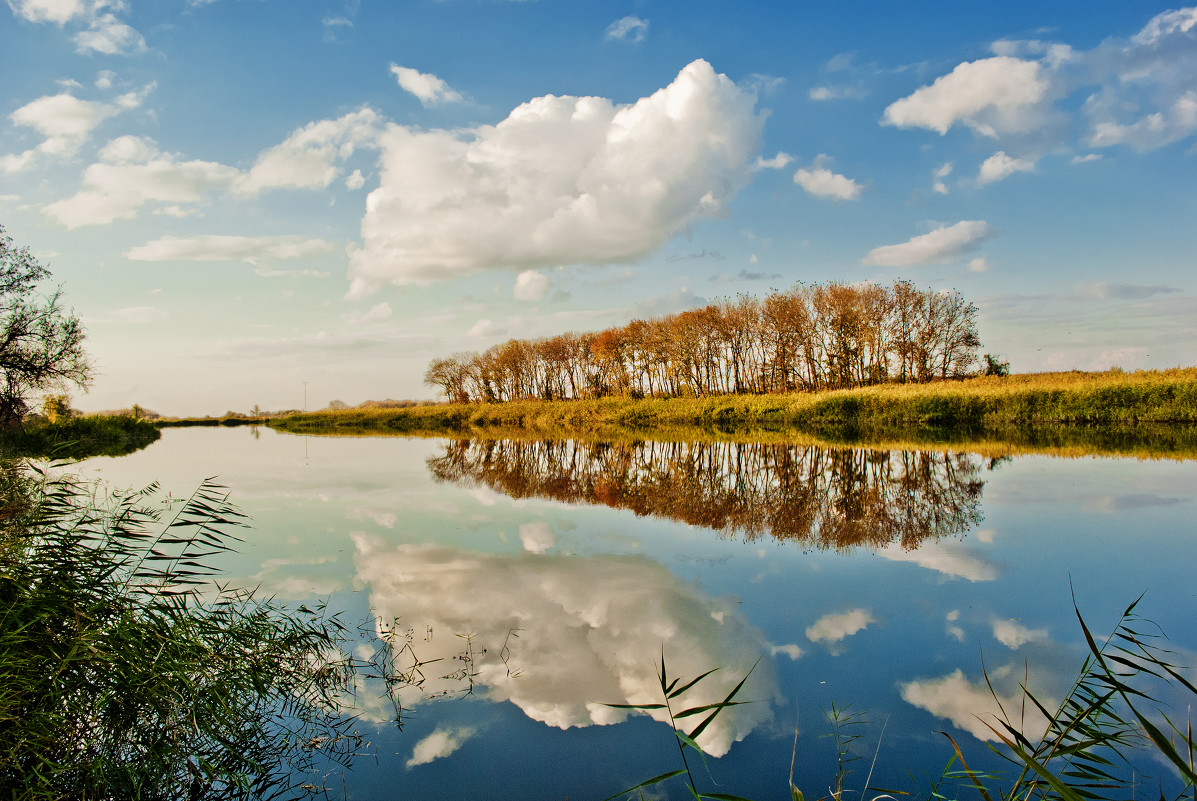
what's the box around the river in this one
[77,426,1197,799]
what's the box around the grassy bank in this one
[156,415,274,428]
[1,415,161,459]
[269,368,1197,458]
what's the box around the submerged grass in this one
[269,369,1197,460]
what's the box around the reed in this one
[611,594,1196,801]
[0,463,364,799]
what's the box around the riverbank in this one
[268,368,1197,452]
[1,415,161,459]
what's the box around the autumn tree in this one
[424,280,985,404]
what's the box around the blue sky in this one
[2,1,1195,415]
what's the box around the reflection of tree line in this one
[429,439,985,550]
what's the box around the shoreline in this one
[262,369,1197,460]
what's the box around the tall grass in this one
[269,370,1197,461]
[0,413,161,459]
[0,462,363,799]
[272,368,1197,436]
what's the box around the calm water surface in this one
[78,427,1197,799]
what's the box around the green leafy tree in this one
[982,353,1010,377]
[0,225,91,428]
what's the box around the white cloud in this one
[407,726,475,768]
[792,155,862,201]
[933,161,953,194]
[1076,281,1179,300]
[125,234,336,265]
[989,39,1074,69]
[977,151,1035,185]
[806,608,874,645]
[112,305,168,324]
[862,220,991,267]
[345,168,366,190]
[518,521,555,554]
[1088,90,1197,150]
[1132,7,1197,46]
[235,107,381,194]
[389,64,463,106]
[752,151,792,170]
[769,643,803,660]
[352,536,779,757]
[347,60,764,297]
[605,15,648,43]
[6,0,86,25]
[808,85,868,101]
[883,57,1050,137]
[744,74,785,95]
[322,15,352,42]
[347,506,397,528]
[992,619,1049,649]
[968,257,990,273]
[946,610,965,642]
[513,269,550,301]
[901,668,1051,743]
[3,92,121,171]
[342,302,393,326]
[94,69,114,90]
[876,541,999,581]
[73,12,146,55]
[45,137,239,227]
[6,92,110,138]
[465,318,506,338]
[8,0,145,54]
[1082,9,1197,150]
[1071,153,1102,164]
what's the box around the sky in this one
[2,0,1195,416]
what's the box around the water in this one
[77,426,1197,799]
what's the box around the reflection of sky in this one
[75,431,1197,798]
[352,533,779,757]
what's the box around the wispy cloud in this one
[125,235,336,266]
[389,64,463,106]
[605,15,648,43]
[862,220,991,267]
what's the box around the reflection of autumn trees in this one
[424,281,981,403]
[429,439,985,550]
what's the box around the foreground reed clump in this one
[0,462,362,799]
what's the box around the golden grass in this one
[268,368,1197,460]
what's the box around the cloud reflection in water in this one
[351,533,779,757]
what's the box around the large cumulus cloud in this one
[345,59,764,297]
[351,534,778,757]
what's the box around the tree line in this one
[424,280,983,403]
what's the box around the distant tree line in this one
[425,280,983,403]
